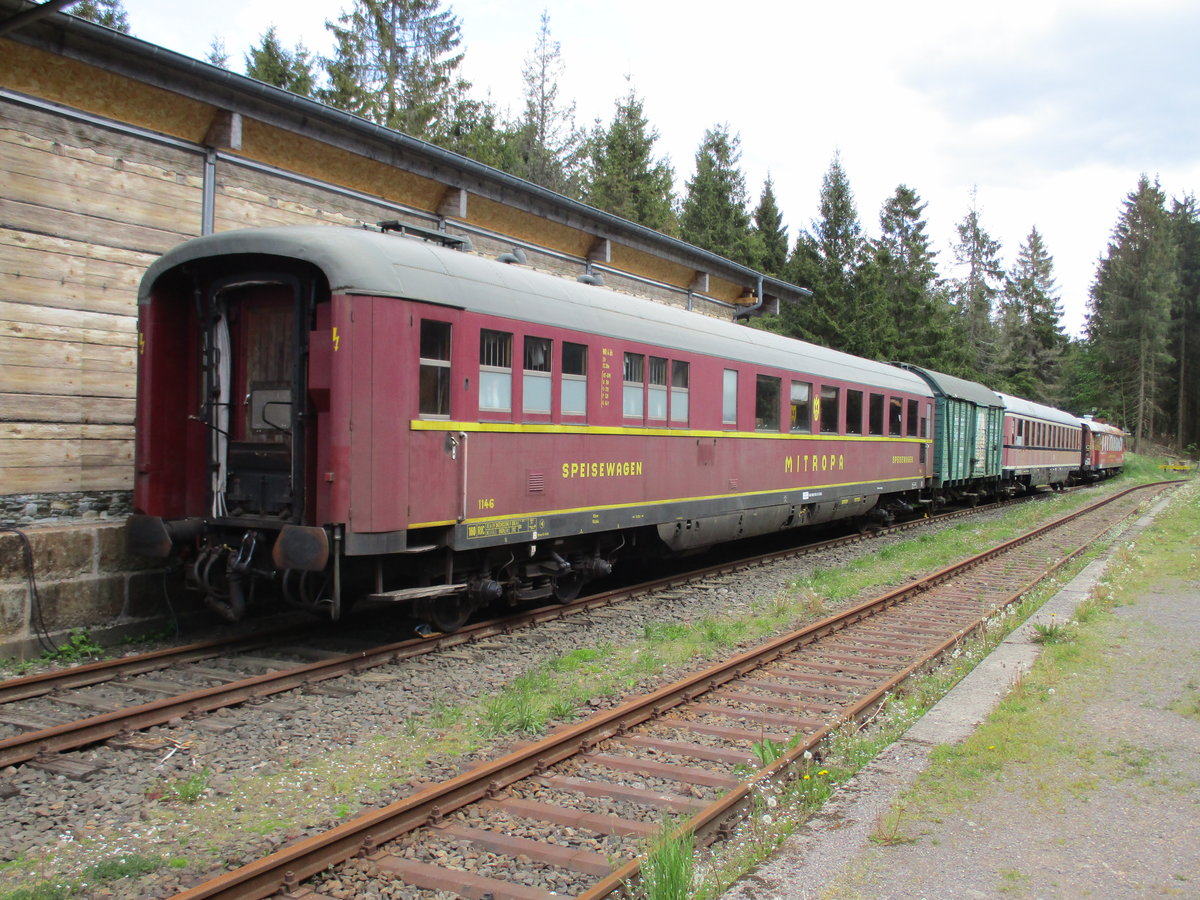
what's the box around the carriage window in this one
[671,361,689,425]
[648,356,668,420]
[868,393,884,436]
[624,353,645,419]
[419,320,452,417]
[479,330,513,412]
[790,381,812,433]
[523,336,552,415]
[723,369,738,426]
[907,399,919,437]
[756,374,781,431]
[1016,419,1024,445]
[561,342,587,416]
[845,389,864,435]
[889,397,903,436]
[820,385,840,434]
[921,403,930,438]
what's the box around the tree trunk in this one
[1177,317,1187,452]
[1136,329,1148,454]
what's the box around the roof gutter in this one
[0,0,812,307]
[0,0,71,37]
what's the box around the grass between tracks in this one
[0,457,1182,898]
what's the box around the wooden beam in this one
[587,238,611,264]
[204,110,243,150]
[438,187,468,220]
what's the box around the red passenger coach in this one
[130,225,934,631]
[997,393,1082,490]
[1079,416,1126,480]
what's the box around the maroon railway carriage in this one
[129,225,935,631]
[997,393,1083,490]
[1079,417,1126,480]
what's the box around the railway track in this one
[0,488,1058,772]
[158,481,1169,900]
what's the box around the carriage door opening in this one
[214,282,301,520]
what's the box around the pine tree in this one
[783,154,889,357]
[206,37,230,70]
[69,0,129,32]
[438,97,523,171]
[750,176,788,277]
[680,125,754,266]
[319,26,372,117]
[1087,175,1177,451]
[583,87,676,233]
[1060,338,1110,420]
[875,185,959,371]
[949,191,1004,379]
[245,27,316,97]
[322,0,467,141]
[510,11,585,196]
[1167,195,1200,451]
[996,227,1066,404]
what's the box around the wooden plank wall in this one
[1,87,742,504]
[0,99,202,495]
[0,99,434,500]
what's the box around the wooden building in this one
[0,0,808,510]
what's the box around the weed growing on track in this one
[0,852,168,900]
[869,805,917,845]
[148,767,211,804]
[638,826,695,900]
[1030,617,1073,644]
[1171,680,1200,722]
[41,630,105,664]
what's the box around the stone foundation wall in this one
[0,517,199,660]
[1,490,133,526]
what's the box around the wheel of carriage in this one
[417,593,475,634]
[552,572,586,603]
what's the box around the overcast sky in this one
[116,0,1200,336]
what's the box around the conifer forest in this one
[74,0,1200,454]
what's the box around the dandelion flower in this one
[803,750,813,761]
[766,796,778,808]
[803,774,811,780]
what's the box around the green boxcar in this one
[894,365,1003,493]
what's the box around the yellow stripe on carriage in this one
[410,418,932,443]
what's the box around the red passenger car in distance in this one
[997,393,1082,491]
[1079,416,1126,480]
